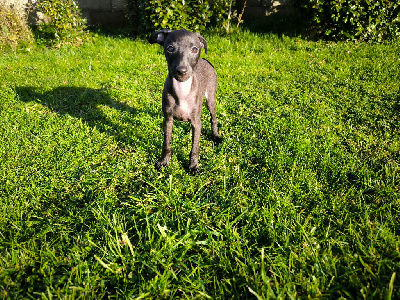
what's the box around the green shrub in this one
[0,3,34,51]
[211,0,237,32]
[36,0,88,46]
[295,0,400,41]
[125,0,237,33]
[149,0,212,32]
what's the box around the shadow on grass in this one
[14,86,210,173]
[13,86,160,233]
[15,86,160,148]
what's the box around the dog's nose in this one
[176,66,188,76]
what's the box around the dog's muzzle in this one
[174,66,191,82]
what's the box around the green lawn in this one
[0,30,399,298]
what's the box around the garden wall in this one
[74,0,128,26]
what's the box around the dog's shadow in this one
[16,86,222,173]
[16,86,159,149]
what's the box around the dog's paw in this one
[189,165,200,175]
[155,160,169,171]
[212,136,223,146]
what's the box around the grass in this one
[0,30,399,298]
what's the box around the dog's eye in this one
[166,45,175,53]
[191,46,199,53]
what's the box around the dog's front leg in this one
[156,117,173,170]
[189,119,201,175]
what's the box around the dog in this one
[149,29,222,174]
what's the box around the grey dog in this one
[149,29,222,174]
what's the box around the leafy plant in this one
[211,0,237,33]
[125,0,237,33]
[295,0,400,41]
[0,3,34,51]
[36,0,88,46]
[148,0,212,32]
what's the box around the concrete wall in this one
[75,0,128,26]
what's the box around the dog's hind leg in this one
[205,87,222,145]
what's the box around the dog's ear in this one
[198,35,208,57]
[149,29,172,46]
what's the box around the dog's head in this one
[149,29,208,82]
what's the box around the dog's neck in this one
[171,76,193,99]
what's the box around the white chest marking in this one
[172,77,193,99]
